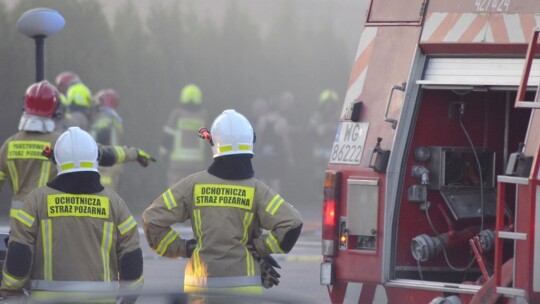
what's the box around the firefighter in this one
[55,71,79,97]
[254,92,295,193]
[159,84,208,186]
[309,89,339,157]
[0,127,143,303]
[90,89,125,191]
[143,109,303,303]
[308,89,340,200]
[0,81,155,219]
[54,71,95,131]
[53,71,77,132]
[0,81,61,220]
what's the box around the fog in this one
[0,0,368,223]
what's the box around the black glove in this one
[136,149,156,167]
[186,239,197,258]
[248,245,281,289]
[260,255,281,289]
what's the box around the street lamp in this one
[16,8,65,82]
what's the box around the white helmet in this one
[54,127,99,175]
[210,109,254,158]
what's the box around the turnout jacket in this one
[0,130,144,214]
[161,107,207,164]
[0,131,59,203]
[142,170,303,289]
[90,107,124,147]
[0,181,143,300]
[90,108,125,191]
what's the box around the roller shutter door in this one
[417,57,540,87]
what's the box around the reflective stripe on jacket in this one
[1,186,142,297]
[142,171,303,289]
[0,131,60,202]
[0,132,138,203]
[90,108,123,146]
[163,108,206,162]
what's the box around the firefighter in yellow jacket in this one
[159,84,208,186]
[0,127,143,303]
[143,109,303,302]
[54,71,95,131]
[90,89,125,191]
[0,81,155,220]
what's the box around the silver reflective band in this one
[31,280,119,292]
[184,275,261,288]
[322,239,335,256]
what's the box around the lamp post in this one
[16,8,65,82]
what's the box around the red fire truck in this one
[321,1,540,303]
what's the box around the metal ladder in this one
[491,27,540,299]
[493,174,529,298]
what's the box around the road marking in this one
[285,255,323,262]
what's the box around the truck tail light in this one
[323,198,336,226]
[322,170,342,256]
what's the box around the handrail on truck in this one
[492,28,540,296]
[515,28,540,109]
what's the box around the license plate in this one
[329,122,369,165]
[320,261,333,285]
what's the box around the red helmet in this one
[24,80,60,118]
[55,71,80,95]
[94,89,119,109]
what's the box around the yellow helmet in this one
[319,89,339,105]
[67,83,93,108]
[179,84,202,105]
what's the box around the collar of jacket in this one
[207,154,254,180]
[47,171,104,194]
[18,114,55,133]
